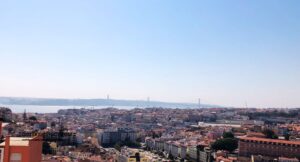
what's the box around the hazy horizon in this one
[1,96,299,109]
[1,1,299,108]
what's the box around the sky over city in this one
[0,0,299,108]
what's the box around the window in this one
[10,153,22,162]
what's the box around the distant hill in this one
[0,97,218,108]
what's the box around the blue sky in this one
[0,0,299,107]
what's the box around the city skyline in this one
[1,0,300,108]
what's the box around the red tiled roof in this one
[239,136,300,145]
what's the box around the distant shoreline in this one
[0,96,217,110]
[0,104,137,113]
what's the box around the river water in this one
[0,105,135,113]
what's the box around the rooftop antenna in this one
[245,101,248,108]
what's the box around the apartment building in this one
[0,135,42,162]
[239,136,300,159]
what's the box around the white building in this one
[170,143,180,158]
[180,145,187,159]
[188,146,198,160]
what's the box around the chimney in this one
[4,136,10,162]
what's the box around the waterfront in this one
[0,105,135,113]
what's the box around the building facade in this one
[101,128,137,146]
[0,135,42,162]
[239,136,300,159]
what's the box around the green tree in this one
[211,138,238,152]
[42,142,52,154]
[51,122,56,127]
[29,116,37,121]
[0,135,4,143]
[284,133,290,140]
[114,143,121,151]
[263,129,278,139]
[223,132,234,139]
[168,153,174,161]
